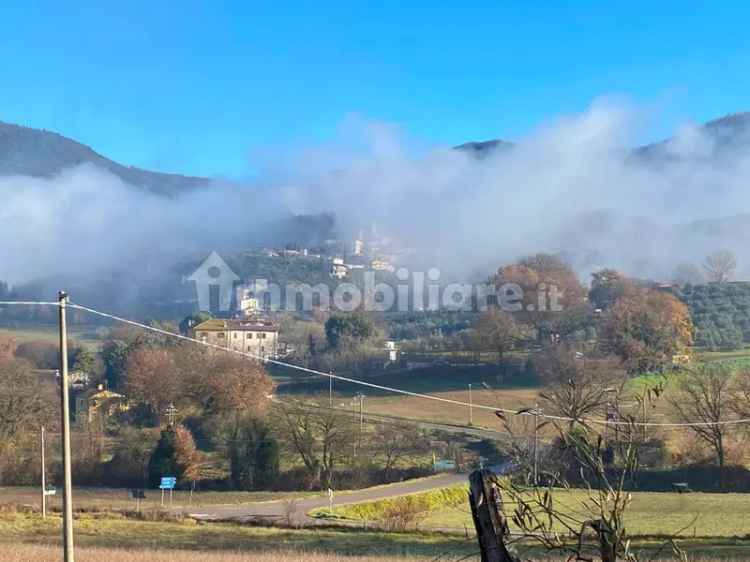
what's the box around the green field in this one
[0,325,104,349]
[329,485,750,539]
[2,509,749,560]
[0,511,472,558]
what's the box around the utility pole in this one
[532,405,540,487]
[58,291,75,562]
[358,394,365,451]
[351,397,358,457]
[328,371,333,408]
[40,426,46,519]
[468,384,473,426]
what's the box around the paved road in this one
[186,472,467,526]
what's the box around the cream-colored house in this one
[193,318,279,359]
[75,385,129,427]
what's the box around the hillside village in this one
[6,6,750,559]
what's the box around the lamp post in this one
[468,384,473,426]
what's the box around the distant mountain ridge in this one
[4,112,750,195]
[455,112,750,159]
[453,139,513,156]
[0,121,209,196]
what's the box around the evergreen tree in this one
[148,427,178,487]
[147,425,200,487]
[225,417,280,490]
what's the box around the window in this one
[246,333,254,339]
[233,332,238,339]
[259,332,267,339]
[217,332,225,338]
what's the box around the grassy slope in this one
[2,511,749,560]
[0,512,471,558]
[0,325,103,349]
[321,483,750,539]
[415,487,750,538]
[325,483,750,537]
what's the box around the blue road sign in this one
[159,476,177,490]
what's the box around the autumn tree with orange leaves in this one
[125,345,274,423]
[494,254,586,315]
[600,288,693,373]
[493,253,587,341]
[125,347,182,418]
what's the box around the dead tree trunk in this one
[468,469,518,562]
[589,519,617,562]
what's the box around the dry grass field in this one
[5,543,750,562]
[0,511,473,558]
[362,387,540,429]
[1,544,439,561]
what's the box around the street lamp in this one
[517,406,544,486]
[468,384,473,426]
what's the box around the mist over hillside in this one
[0,121,209,196]
[3,102,750,300]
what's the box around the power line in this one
[0,301,61,306]
[68,302,750,430]
[1,299,749,430]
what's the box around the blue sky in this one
[1,1,748,178]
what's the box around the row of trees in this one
[504,343,750,476]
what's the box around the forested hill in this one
[672,282,750,350]
[0,121,209,196]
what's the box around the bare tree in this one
[496,425,641,562]
[703,250,737,283]
[274,401,354,488]
[729,368,750,419]
[183,349,274,417]
[668,364,732,470]
[535,347,622,424]
[0,359,56,445]
[125,345,274,422]
[125,347,182,419]
[474,308,522,362]
[0,359,57,484]
[369,423,427,477]
[671,263,705,286]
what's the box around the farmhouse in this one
[193,318,279,359]
[75,385,129,427]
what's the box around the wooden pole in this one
[58,291,75,562]
[468,469,517,562]
[40,426,46,519]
